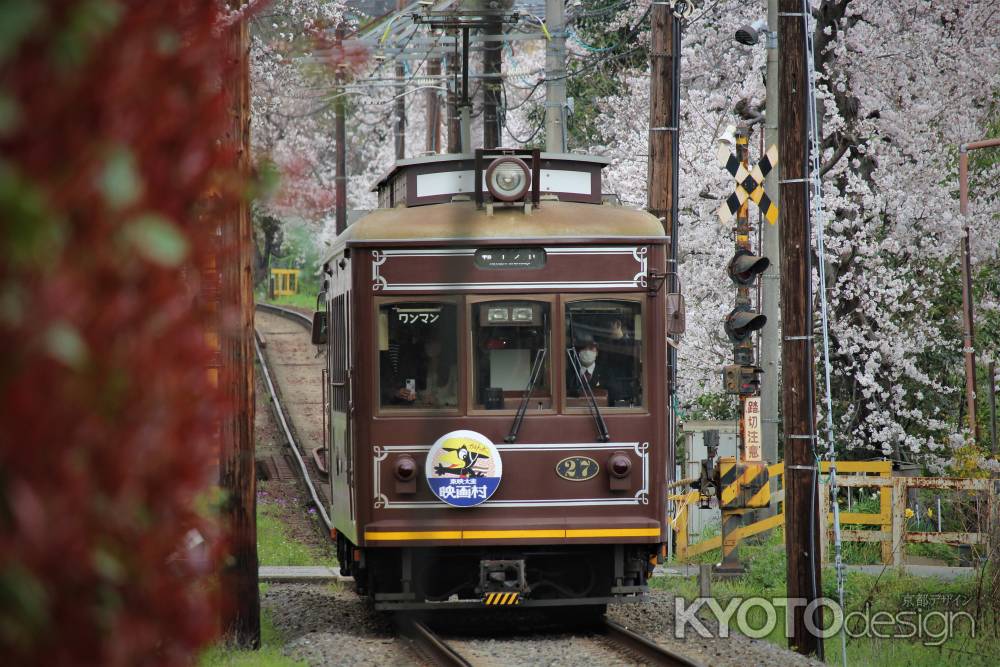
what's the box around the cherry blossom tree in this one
[592,0,1000,464]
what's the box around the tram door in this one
[329,290,356,538]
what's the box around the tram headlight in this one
[485,156,531,202]
[608,453,632,478]
[395,455,418,482]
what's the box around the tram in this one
[314,149,680,612]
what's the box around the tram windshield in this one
[472,300,551,410]
[565,300,643,408]
[378,302,459,409]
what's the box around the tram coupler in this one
[479,559,526,605]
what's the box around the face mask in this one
[578,349,597,365]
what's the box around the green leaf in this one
[45,322,87,368]
[0,0,46,64]
[97,146,142,210]
[0,161,65,268]
[0,90,20,135]
[121,214,189,267]
[51,0,122,69]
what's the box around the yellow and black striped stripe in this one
[482,591,521,606]
[719,459,770,509]
[740,462,770,508]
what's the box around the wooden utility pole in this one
[648,2,679,480]
[958,137,1000,442]
[778,0,822,657]
[446,49,462,153]
[335,25,347,236]
[426,59,442,154]
[989,360,997,455]
[483,19,502,149]
[220,4,259,648]
[394,0,406,160]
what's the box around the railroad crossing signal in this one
[717,144,779,225]
[724,305,766,344]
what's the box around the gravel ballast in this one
[263,584,822,666]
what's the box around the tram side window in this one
[473,301,551,410]
[565,300,643,408]
[378,302,458,409]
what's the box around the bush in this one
[0,2,242,663]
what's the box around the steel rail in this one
[399,618,474,667]
[601,619,705,667]
[256,301,314,328]
[253,304,332,531]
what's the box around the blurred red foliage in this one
[0,1,246,663]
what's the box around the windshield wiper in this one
[505,348,547,443]
[567,347,610,442]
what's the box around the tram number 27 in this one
[555,456,600,482]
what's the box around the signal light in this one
[723,364,763,395]
[725,306,766,344]
[727,248,770,286]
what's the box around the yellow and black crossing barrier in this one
[482,591,521,606]
[718,457,770,509]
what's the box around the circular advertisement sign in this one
[425,430,503,507]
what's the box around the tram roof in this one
[324,200,667,259]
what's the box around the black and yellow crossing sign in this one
[718,457,770,509]
[716,144,780,225]
[482,591,521,606]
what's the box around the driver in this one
[567,334,609,397]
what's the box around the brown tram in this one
[315,149,677,613]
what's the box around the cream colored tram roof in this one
[329,200,666,257]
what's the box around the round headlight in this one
[607,453,632,478]
[395,455,417,481]
[485,157,531,202]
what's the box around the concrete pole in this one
[544,0,567,152]
[760,0,782,502]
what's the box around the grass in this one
[200,591,304,667]
[256,502,333,567]
[659,528,1000,666]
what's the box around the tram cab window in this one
[565,300,643,408]
[472,301,551,410]
[378,302,458,409]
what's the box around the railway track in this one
[599,619,704,667]
[398,617,474,667]
[397,614,704,667]
[254,302,331,533]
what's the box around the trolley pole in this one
[334,24,347,236]
[648,0,679,482]
[220,3,259,647]
[544,0,567,152]
[778,0,822,656]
